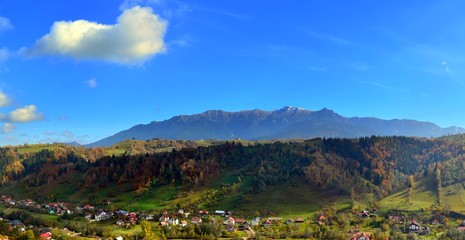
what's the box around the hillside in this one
[2,136,465,217]
[87,106,465,147]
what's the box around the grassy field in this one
[235,180,351,218]
[439,134,465,144]
[380,175,438,211]
[442,183,465,212]
[380,174,465,214]
[12,143,63,154]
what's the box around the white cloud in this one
[442,61,451,73]
[1,123,15,134]
[0,92,12,107]
[120,0,161,11]
[0,47,10,62]
[0,16,13,32]
[62,130,74,138]
[43,131,56,136]
[57,115,69,121]
[85,78,97,88]
[304,30,352,46]
[27,6,167,65]
[3,135,17,143]
[7,105,44,122]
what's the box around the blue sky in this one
[0,0,464,145]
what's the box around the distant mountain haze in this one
[87,107,465,147]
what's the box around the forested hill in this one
[87,107,465,147]
[1,136,464,209]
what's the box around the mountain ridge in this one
[87,107,465,147]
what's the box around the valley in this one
[0,136,465,238]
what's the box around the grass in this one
[380,174,465,214]
[380,175,438,211]
[442,183,465,212]
[13,143,62,154]
[112,184,179,211]
[1,206,58,222]
[235,180,351,218]
[438,134,465,144]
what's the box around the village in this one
[1,194,464,239]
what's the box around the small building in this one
[159,215,170,222]
[235,218,245,224]
[251,217,260,226]
[262,220,273,227]
[350,232,371,240]
[223,217,235,225]
[199,210,209,216]
[215,210,225,216]
[191,217,202,224]
[39,232,52,240]
[407,221,422,233]
[169,218,179,225]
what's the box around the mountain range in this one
[87,107,465,147]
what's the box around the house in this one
[407,221,422,233]
[159,221,169,227]
[431,219,440,225]
[223,217,236,225]
[199,210,209,216]
[180,220,188,227]
[251,217,260,226]
[95,211,110,221]
[178,209,184,215]
[357,210,370,218]
[235,218,245,224]
[83,205,95,211]
[285,219,294,225]
[39,232,52,240]
[116,220,125,226]
[159,215,170,222]
[115,236,124,240]
[262,220,273,227]
[350,232,371,240]
[191,217,202,224]
[295,217,304,223]
[169,218,179,225]
[116,210,129,216]
[215,210,225,216]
